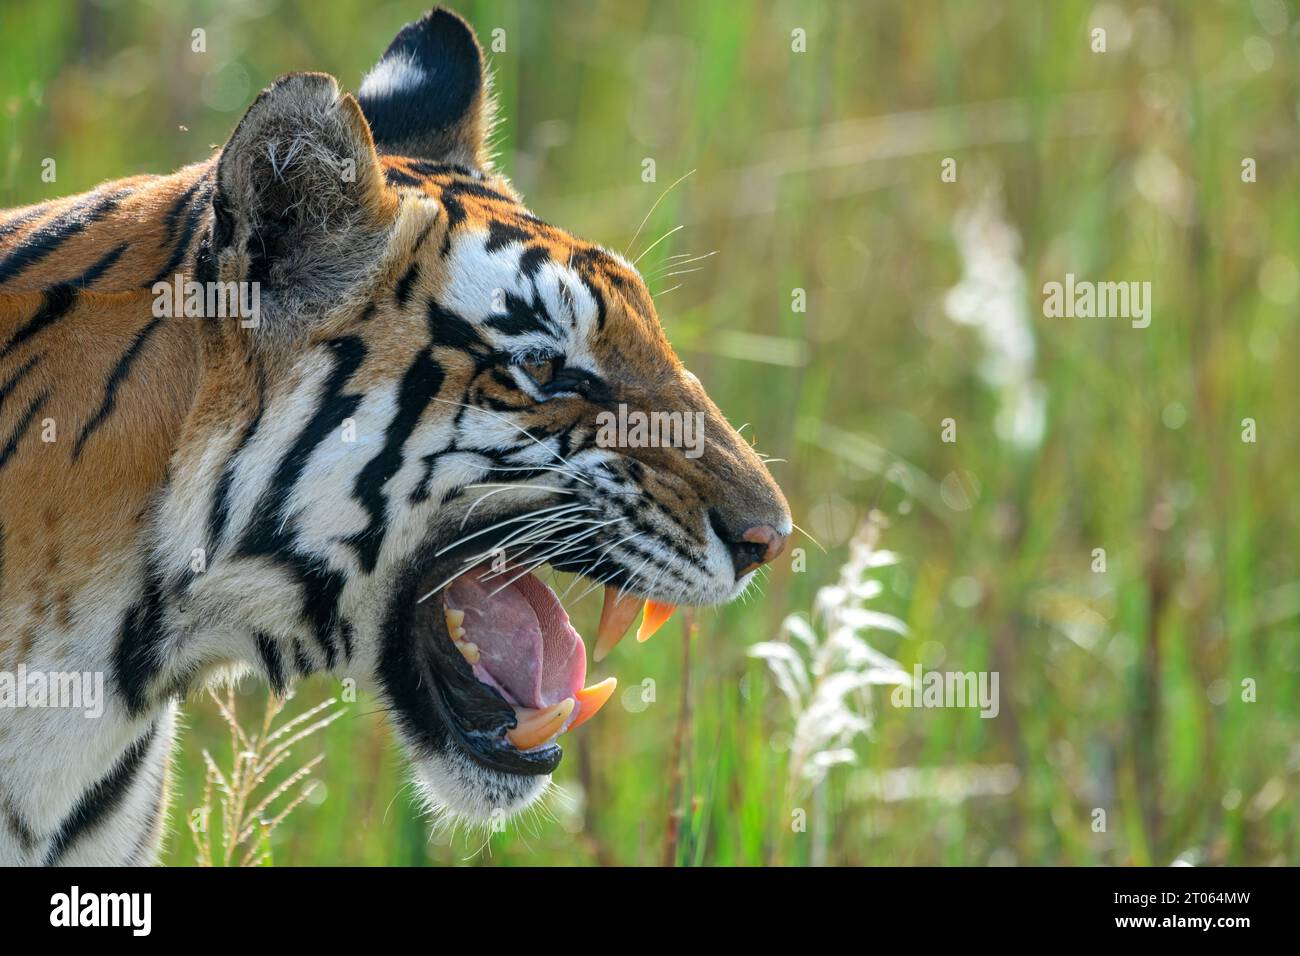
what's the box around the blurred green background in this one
[3,0,1298,865]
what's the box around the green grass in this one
[3,0,1297,865]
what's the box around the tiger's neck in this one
[0,160,263,864]
[0,158,224,638]
[0,157,217,294]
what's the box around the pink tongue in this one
[445,566,586,709]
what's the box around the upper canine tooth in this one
[637,601,676,643]
[594,586,644,662]
[445,608,465,630]
[506,698,575,751]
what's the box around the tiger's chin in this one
[410,746,553,827]
[378,535,684,824]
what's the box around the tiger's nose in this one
[727,523,788,577]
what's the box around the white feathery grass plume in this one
[750,509,909,800]
[943,186,1045,451]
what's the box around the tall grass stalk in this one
[188,686,347,867]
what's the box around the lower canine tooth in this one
[456,641,480,664]
[506,698,575,750]
[567,677,617,733]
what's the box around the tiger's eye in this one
[521,356,558,387]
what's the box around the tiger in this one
[0,7,789,866]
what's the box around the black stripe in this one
[291,638,314,677]
[0,203,53,242]
[193,232,218,287]
[256,632,288,697]
[569,249,614,329]
[0,388,48,471]
[44,722,158,865]
[482,393,536,415]
[407,160,475,178]
[240,338,366,556]
[0,284,78,359]
[339,620,355,660]
[385,167,423,188]
[72,317,164,460]
[410,403,467,504]
[409,448,449,505]
[146,177,213,287]
[0,189,129,285]
[112,568,168,717]
[239,337,367,666]
[586,277,607,330]
[161,177,206,245]
[347,349,443,573]
[427,299,482,350]
[2,795,36,854]
[484,290,552,337]
[440,192,466,232]
[207,374,266,547]
[484,219,531,252]
[394,262,421,307]
[69,242,128,288]
[0,354,40,415]
[490,367,518,391]
[411,220,435,254]
[440,178,513,206]
[519,245,549,278]
[281,553,348,668]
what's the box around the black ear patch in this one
[357,7,489,167]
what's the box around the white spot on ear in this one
[359,52,426,100]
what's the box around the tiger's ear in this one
[212,72,397,340]
[357,7,494,169]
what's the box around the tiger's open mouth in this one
[409,554,675,777]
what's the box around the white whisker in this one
[623,168,695,260]
[631,224,684,267]
[429,396,593,486]
[481,519,628,596]
[648,266,705,281]
[563,531,646,602]
[459,484,572,530]
[431,502,588,560]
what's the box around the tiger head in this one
[165,8,789,823]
